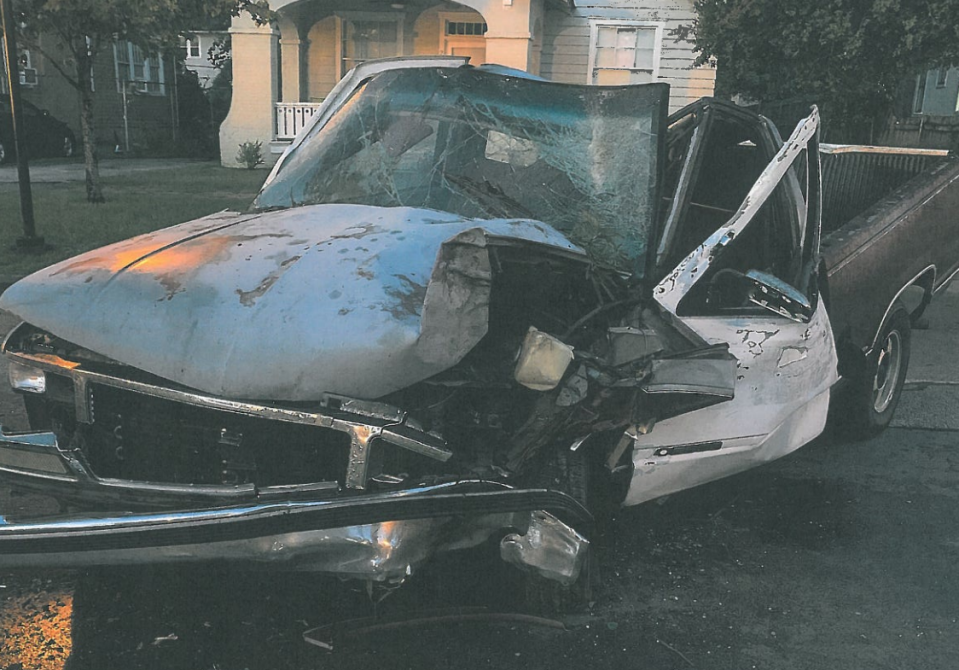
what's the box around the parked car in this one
[1,57,957,602]
[0,98,77,163]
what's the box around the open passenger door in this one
[624,104,839,505]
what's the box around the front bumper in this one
[0,427,590,583]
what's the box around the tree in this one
[13,0,270,202]
[683,0,959,142]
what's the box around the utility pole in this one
[1,0,43,250]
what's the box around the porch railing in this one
[275,102,323,141]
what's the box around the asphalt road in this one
[1,288,958,669]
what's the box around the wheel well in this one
[904,269,935,321]
[868,267,935,353]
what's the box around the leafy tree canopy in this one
[684,0,959,141]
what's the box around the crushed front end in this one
[0,320,598,584]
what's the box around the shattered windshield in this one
[254,68,667,273]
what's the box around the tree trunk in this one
[76,48,104,203]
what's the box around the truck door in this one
[624,105,839,506]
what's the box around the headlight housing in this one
[8,360,46,394]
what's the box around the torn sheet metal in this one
[643,357,736,397]
[0,205,581,401]
[500,510,589,585]
[608,326,664,366]
[654,107,820,315]
[624,304,838,505]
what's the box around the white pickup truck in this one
[2,57,957,602]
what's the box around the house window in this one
[587,21,663,86]
[340,18,402,76]
[0,45,37,91]
[935,66,948,88]
[914,73,927,114]
[114,40,165,95]
[439,12,487,64]
[445,21,487,36]
[183,38,201,59]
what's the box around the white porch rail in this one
[275,102,323,141]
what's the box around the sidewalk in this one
[0,157,215,184]
[891,279,959,430]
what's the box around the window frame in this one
[183,38,201,59]
[335,13,405,82]
[935,65,949,89]
[438,11,487,61]
[913,72,927,114]
[586,19,664,86]
[0,44,37,91]
[113,40,166,96]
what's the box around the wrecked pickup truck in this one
[1,57,957,597]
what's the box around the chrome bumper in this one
[0,427,590,583]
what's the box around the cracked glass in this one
[255,68,667,274]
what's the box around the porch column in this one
[219,13,280,168]
[459,0,542,72]
[278,15,309,102]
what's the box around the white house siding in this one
[540,0,714,113]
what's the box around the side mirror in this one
[744,269,812,323]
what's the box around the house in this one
[219,0,716,167]
[880,65,959,150]
[181,31,229,88]
[913,65,959,117]
[1,37,176,154]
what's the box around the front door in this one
[624,105,839,505]
[440,15,487,65]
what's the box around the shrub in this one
[236,140,264,169]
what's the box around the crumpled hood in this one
[0,204,582,400]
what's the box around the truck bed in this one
[820,145,959,355]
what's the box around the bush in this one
[236,140,264,169]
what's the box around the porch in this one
[222,0,548,166]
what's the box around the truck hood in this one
[0,204,582,400]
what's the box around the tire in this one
[840,302,911,438]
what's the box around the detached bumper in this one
[0,427,590,583]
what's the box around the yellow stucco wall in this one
[219,15,279,167]
[307,17,339,100]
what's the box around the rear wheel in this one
[837,302,911,438]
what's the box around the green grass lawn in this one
[0,163,267,278]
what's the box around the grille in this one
[81,384,352,487]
